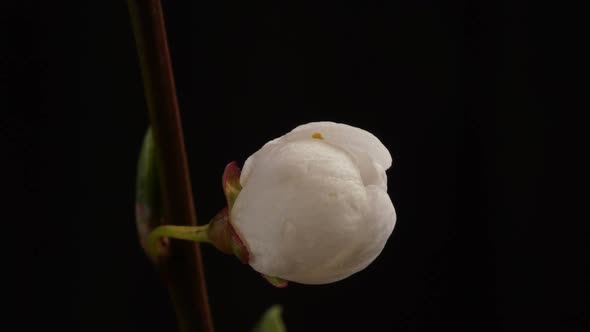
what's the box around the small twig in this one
[127,1,214,331]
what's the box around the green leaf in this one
[252,305,287,332]
[135,127,163,253]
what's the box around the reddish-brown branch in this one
[127,1,214,331]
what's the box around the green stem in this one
[149,225,211,258]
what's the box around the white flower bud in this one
[231,121,396,284]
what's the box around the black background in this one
[4,1,588,331]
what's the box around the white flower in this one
[230,121,396,284]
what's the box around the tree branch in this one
[127,1,214,331]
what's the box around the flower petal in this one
[232,139,370,283]
[286,121,392,170]
[240,122,392,188]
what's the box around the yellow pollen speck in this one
[312,132,324,140]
